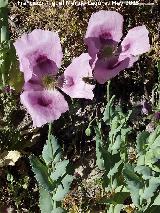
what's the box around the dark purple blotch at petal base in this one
[33,55,58,78]
[37,96,53,107]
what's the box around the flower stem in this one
[88,117,97,127]
[0,2,9,87]
[107,80,111,103]
[48,123,52,140]
[48,123,55,162]
[0,3,9,43]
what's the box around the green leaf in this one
[100,192,129,205]
[153,148,160,162]
[137,155,145,166]
[110,134,121,154]
[126,180,141,205]
[114,192,129,204]
[53,175,73,201]
[114,204,123,213]
[141,177,160,200]
[29,155,54,192]
[136,131,149,155]
[111,116,119,131]
[134,165,151,180]
[123,164,142,183]
[108,160,122,178]
[109,122,123,142]
[103,95,115,122]
[123,164,143,205]
[104,152,121,173]
[42,135,61,165]
[121,127,132,142]
[126,110,132,122]
[39,187,53,213]
[153,194,160,205]
[150,135,160,149]
[145,150,157,166]
[51,208,64,213]
[147,126,160,148]
[144,205,160,213]
[50,160,69,181]
[30,133,72,212]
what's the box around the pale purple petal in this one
[20,90,68,127]
[118,53,139,68]
[118,26,150,68]
[14,29,63,81]
[59,53,95,99]
[18,57,32,82]
[85,11,124,42]
[23,77,43,91]
[94,57,130,84]
[121,25,150,57]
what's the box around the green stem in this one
[0,2,9,87]
[48,123,55,163]
[50,192,55,209]
[107,80,111,103]
[0,5,9,42]
[107,80,111,123]
[88,117,96,127]
[1,72,5,85]
[53,199,56,209]
[48,123,52,140]
[110,175,113,192]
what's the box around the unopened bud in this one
[85,127,91,136]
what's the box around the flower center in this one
[98,44,117,59]
[102,45,114,57]
[42,75,57,89]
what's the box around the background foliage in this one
[0,0,159,212]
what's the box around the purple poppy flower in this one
[14,30,95,127]
[20,90,68,127]
[59,53,95,99]
[14,29,62,82]
[84,10,150,84]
